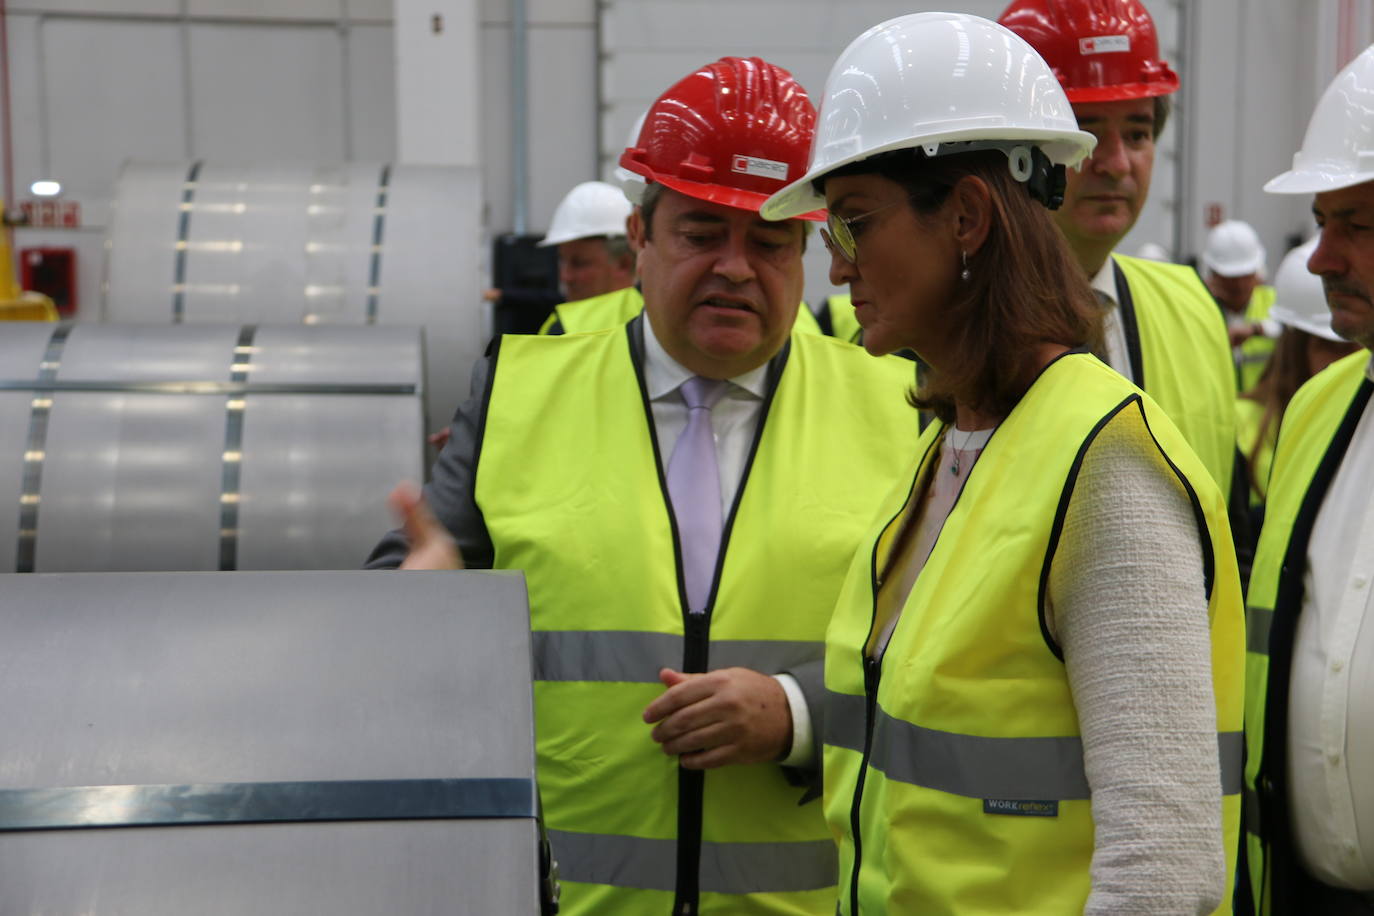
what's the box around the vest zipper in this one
[672,611,709,916]
[847,654,881,915]
[657,337,788,916]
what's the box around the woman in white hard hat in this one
[762,12,1244,915]
[1236,237,1360,510]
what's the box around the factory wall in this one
[3,0,1371,315]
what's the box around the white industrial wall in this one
[4,0,399,318]
[4,0,1373,314]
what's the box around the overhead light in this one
[30,180,61,197]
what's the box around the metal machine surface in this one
[103,161,486,431]
[0,322,423,572]
[0,570,544,914]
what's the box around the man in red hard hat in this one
[1000,0,1239,507]
[368,57,918,916]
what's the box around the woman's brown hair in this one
[821,148,1102,423]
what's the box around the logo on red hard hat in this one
[1079,35,1131,56]
[731,154,789,182]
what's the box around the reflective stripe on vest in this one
[1115,254,1239,496]
[826,689,1242,799]
[548,829,838,895]
[1242,349,1372,913]
[532,631,821,683]
[477,325,919,915]
[823,353,1245,915]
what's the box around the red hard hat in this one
[997,0,1179,103]
[619,57,825,220]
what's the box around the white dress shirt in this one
[642,321,767,519]
[643,323,814,765]
[1290,353,1374,892]
[1091,256,1136,382]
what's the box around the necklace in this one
[948,426,980,476]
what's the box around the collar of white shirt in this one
[1091,256,1118,309]
[643,316,771,402]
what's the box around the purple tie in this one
[667,376,729,614]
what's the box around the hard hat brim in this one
[1268,303,1345,342]
[1065,78,1179,104]
[651,172,826,222]
[536,230,620,248]
[1202,254,1265,278]
[1264,167,1374,195]
[761,126,1096,222]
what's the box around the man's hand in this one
[642,667,792,770]
[388,482,465,570]
[427,427,453,451]
[1228,322,1259,348]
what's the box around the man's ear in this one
[626,207,646,253]
[949,175,993,257]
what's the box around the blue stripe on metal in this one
[547,828,836,895]
[0,381,418,396]
[14,323,75,574]
[218,324,256,571]
[0,778,537,832]
[365,163,391,324]
[171,160,204,323]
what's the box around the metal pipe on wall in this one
[1175,0,1197,260]
[0,0,15,252]
[511,0,529,236]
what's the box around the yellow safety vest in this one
[475,324,920,915]
[539,286,823,336]
[1235,396,1277,506]
[537,286,644,334]
[1243,349,1372,914]
[819,294,861,345]
[1238,285,1278,393]
[823,352,1245,915]
[1114,254,1239,496]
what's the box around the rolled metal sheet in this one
[104,161,486,432]
[0,570,541,914]
[0,323,423,572]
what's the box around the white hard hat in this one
[1202,220,1266,277]
[1266,43,1374,194]
[614,110,649,205]
[761,12,1096,221]
[537,181,632,248]
[1135,242,1171,262]
[1270,237,1343,341]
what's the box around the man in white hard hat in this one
[1243,42,1374,916]
[368,57,918,916]
[1203,220,1279,391]
[540,180,636,304]
[1000,0,1238,500]
[486,180,635,320]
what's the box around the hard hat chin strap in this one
[919,141,1067,210]
[1021,147,1067,210]
[1006,144,1065,209]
